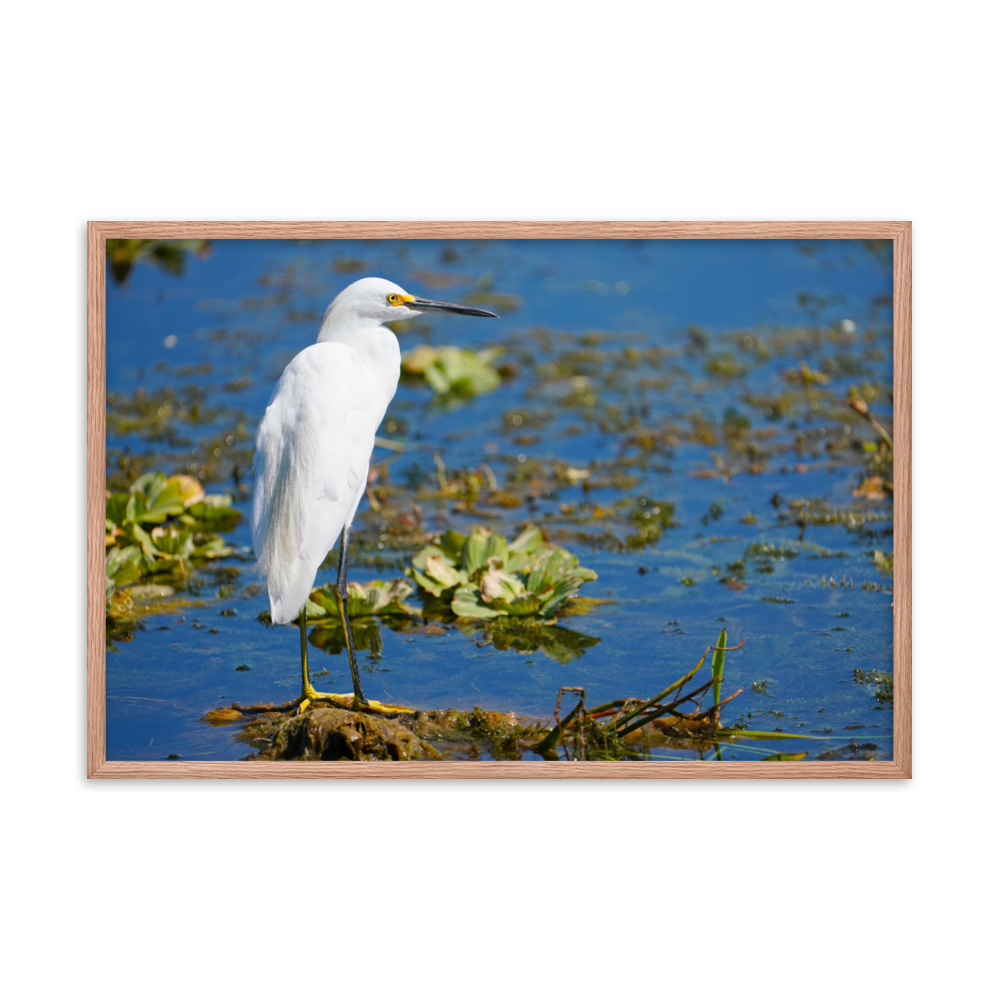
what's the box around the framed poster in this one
[88,222,911,777]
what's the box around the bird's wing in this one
[251,343,378,624]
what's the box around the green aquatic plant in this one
[533,630,757,760]
[304,578,419,620]
[871,549,894,576]
[853,667,893,704]
[711,626,726,709]
[105,472,240,615]
[705,352,748,379]
[565,498,677,553]
[298,578,420,661]
[626,499,676,548]
[406,523,598,620]
[744,541,800,563]
[106,239,210,285]
[400,344,505,397]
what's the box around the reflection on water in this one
[306,614,599,667]
[106,238,894,761]
[456,619,599,664]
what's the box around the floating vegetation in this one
[705,352,748,379]
[463,291,522,314]
[803,543,850,559]
[107,384,213,444]
[744,541,800,563]
[407,523,597,620]
[783,361,831,385]
[401,345,506,397]
[719,560,748,588]
[104,472,240,652]
[105,472,241,623]
[305,578,419,620]
[106,238,210,285]
[779,498,892,530]
[871,549,894,575]
[284,579,425,661]
[854,668,893,704]
[626,499,677,547]
[816,740,880,761]
[702,500,725,524]
[854,475,891,500]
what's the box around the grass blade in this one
[611,656,708,732]
[714,728,816,740]
[711,627,726,710]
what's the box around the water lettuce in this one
[406,523,598,620]
[105,472,239,611]
[401,345,503,397]
[305,578,419,620]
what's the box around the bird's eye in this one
[387,294,398,304]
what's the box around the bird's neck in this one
[316,316,401,413]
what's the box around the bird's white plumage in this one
[249,276,496,704]
[251,278,407,624]
[251,344,376,622]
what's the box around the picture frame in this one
[88,221,911,779]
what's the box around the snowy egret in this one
[251,276,498,712]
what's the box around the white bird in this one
[251,276,497,711]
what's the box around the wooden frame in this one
[88,221,911,779]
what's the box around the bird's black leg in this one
[293,605,322,713]
[336,525,368,708]
[299,605,315,699]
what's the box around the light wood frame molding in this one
[88,221,912,779]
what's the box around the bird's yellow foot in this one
[297,690,414,717]
[362,700,416,717]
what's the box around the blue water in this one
[106,238,894,761]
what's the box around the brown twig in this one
[550,687,586,759]
[847,396,893,448]
[617,677,743,736]
[682,688,744,720]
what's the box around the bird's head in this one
[323,276,499,327]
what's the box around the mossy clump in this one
[216,702,549,761]
[249,707,442,761]
[410,707,549,760]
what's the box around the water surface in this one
[106,238,894,761]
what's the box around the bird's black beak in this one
[406,297,498,318]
